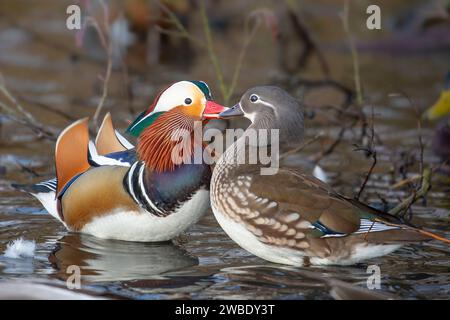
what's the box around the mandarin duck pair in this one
[14,81,449,266]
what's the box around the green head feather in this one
[125,111,165,137]
[191,80,212,100]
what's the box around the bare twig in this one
[84,1,113,129]
[354,147,377,200]
[388,168,432,216]
[354,107,377,200]
[15,160,40,178]
[282,2,330,77]
[310,125,350,163]
[0,76,56,140]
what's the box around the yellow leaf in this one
[424,89,450,120]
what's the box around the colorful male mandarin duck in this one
[423,71,450,161]
[14,80,226,242]
[211,86,449,266]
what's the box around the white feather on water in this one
[3,238,36,259]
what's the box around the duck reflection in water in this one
[49,233,198,283]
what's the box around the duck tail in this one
[11,178,60,221]
[55,118,91,196]
[95,112,133,156]
[374,218,450,244]
[343,196,450,244]
[11,178,57,194]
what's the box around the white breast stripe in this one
[138,164,164,215]
[127,162,139,203]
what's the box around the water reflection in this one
[49,233,198,283]
[204,265,393,300]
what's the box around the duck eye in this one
[250,94,259,103]
[184,98,192,105]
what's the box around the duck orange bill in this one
[203,101,228,119]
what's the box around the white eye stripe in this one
[249,94,275,110]
[129,81,202,131]
[154,81,199,112]
[258,99,276,110]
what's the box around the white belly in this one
[81,189,210,242]
[211,203,307,266]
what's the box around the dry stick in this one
[84,5,113,129]
[0,79,56,140]
[282,0,330,77]
[388,167,431,216]
[310,124,350,163]
[14,160,40,178]
[341,0,363,106]
[389,92,428,218]
[356,151,377,200]
[286,9,330,77]
[354,107,377,200]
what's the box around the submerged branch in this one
[388,168,432,216]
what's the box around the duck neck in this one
[217,128,280,177]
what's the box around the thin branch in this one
[84,2,113,129]
[0,76,56,140]
[388,168,432,216]
[354,107,377,200]
[310,125,349,163]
